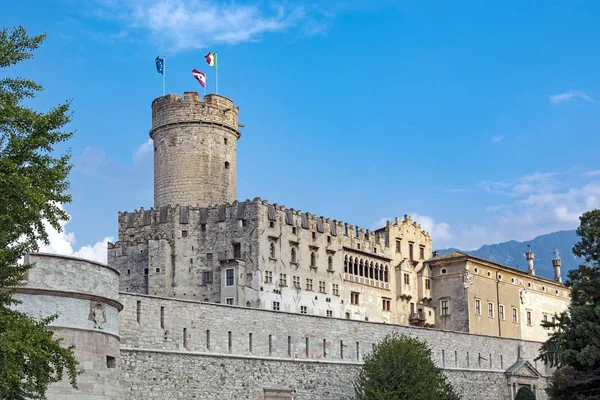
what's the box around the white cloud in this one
[411,213,452,243]
[89,0,327,51]
[582,170,600,177]
[450,173,600,250]
[371,214,452,246]
[491,135,503,143]
[38,204,114,264]
[549,90,594,105]
[133,139,153,164]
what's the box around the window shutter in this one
[143,210,152,226]
[330,221,337,236]
[285,210,294,226]
[237,202,247,220]
[126,213,134,228]
[218,205,227,222]
[267,204,276,221]
[159,207,169,223]
[180,206,189,224]
[301,213,309,229]
[199,208,208,224]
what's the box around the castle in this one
[13,92,570,399]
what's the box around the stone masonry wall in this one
[151,92,240,209]
[108,198,433,325]
[119,292,550,400]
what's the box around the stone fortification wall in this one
[151,92,240,209]
[119,292,550,400]
[13,253,123,400]
[108,197,433,324]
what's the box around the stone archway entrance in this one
[505,358,544,399]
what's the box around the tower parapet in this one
[151,92,241,209]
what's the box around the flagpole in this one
[162,56,166,96]
[216,54,219,94]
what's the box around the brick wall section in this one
[151,92,240,209]
[119,292,550,399]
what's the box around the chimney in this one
[525,248,535,276]
[552,250,562,283]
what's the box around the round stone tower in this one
[14,253,123,399]
[150,92,241,208]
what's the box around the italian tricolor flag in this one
[205,52,217,67]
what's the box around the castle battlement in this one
[112,198,431,250]
[150,92,240,138]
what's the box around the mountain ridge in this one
[436,230,582,281]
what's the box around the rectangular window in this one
[488,302,494,318]
[543,314,548,322]
[280,273,287,287]
[203,271,213,283]
[226,298,234,305]
[181,230,188,238]
[200,224,206,232]
[475,299,481,315]
[226,268,234,286]
[232,243,241,259]
[327,236,331,243]
[382,298,391,311]
[269,221,275,228]
[306,278,313,291]
[300,306,307,314]
[512,308,518,323]
[293,276,301,289]
[332,284,340,296]
[396,239,401,253]
[409,242,414,261]
[319,281,326,293]
[350,292,360,305]
[441,300,449,316]
[326,310,333,317]
[272,301,280,311]
[425,278,431,290]
[419,246,425,259]
[403,273,410,285]
[526,311,532,326]
[264,271,273,283]
[144,268,148,275]
[206,253,213,261]
[499,305,505,320]
[312,232,316,240]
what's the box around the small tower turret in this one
[525,245,535,276]
[552,249,562,283]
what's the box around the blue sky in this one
[4,0,600,261]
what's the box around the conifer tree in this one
[537,209,600,399]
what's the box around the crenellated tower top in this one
[151,92,241,208]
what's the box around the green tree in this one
[515,386,536,400]
[537,209,600,399]
[354,333,460,400]
[0,25,79,399]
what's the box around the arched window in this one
[224,161,230,169]
[359,260,364,276]
[310,252,316,267]
[344,256,348,273]
[375,264,380,281]
[328,256,333,271]
[270,242,276,259]
[379,265,384,281]
[354,258,359,275]
[384,266,389,282]
[369,262,374,279]
[291,248,297,263]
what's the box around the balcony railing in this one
[409,312,426,322]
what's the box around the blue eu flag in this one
[155,56,164,75]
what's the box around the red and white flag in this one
[192,69,206,87]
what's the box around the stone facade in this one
[427,252,570,342]
[151,92,240,208]
[13,253,123,400]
